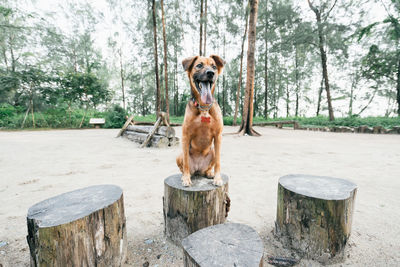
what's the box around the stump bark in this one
[275,174,357,262]
[163,174,230,246]
[182,223,264,267]
[27,185,127,267]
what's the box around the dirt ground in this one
[0,126,399,267]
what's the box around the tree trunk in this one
[152,0,161,118]
[275,174,357,262]
[286,78,289,117]
[118,49,126,110]
[308,0,334,120]
[295,45,300,117]
[317,76,324,116]
[264,5,269,119]
[357,89,377,116]
[79,106,88,128]
[273,71,277,118]
[9,36,16,73]
[199,0,204,56]
[161,0,170,122]
[27,185,127,267]
[222,34,226,116]
[348,83,354,117]
[233,1,250,126]
[397,56,400,116]
[140,61,146,116]
[163,174,230,246]
[203,0,207,56]
[30,96,35,128]
[238,0,260,136]
[182,223,264,267]
[21,106,30,129]
[175,45,179,116]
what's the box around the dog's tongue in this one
[200,82,213,105]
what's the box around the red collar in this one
[193,101,211,123]
[192,100,213,111]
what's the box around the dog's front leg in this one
[213,133,223,186]
[181,134,192,186]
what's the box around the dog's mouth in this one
[195,80,214,105]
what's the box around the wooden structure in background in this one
[117,112,179,147]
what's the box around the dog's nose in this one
[206,70,215,79]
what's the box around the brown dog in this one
[176,55,225,187]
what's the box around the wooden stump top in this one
[279,174,357,200]
[182,223,264,267]
[164,174,229,191]
[27,184,123,227]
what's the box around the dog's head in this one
[182,55,225,106]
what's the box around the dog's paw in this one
[205,170,214,179]
[213,174,223,186]
[181,174,192,187]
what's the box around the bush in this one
[104,105,127,128]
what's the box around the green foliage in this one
[294,116,400,128]
[0,103,22,118]
[104,105,127,128]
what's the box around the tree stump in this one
[275,174,357,262]
[163,174,230,246]
[27,185,127,267]
[182,223,264,267]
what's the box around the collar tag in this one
[201,116,211,123]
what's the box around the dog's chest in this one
[191,115,214,146]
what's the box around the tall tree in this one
[199,0,204,56]
[203,0,207,56]
[263,0,269,119]
[233,1,249,126]
[161,0,169,121]
[308,0,336,121]
[238,0,260,136]
[359,0,400,116]
[152,0,161,117]
[118,48,126,110]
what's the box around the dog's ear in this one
[182,56,199,72]
[210,55,226,74]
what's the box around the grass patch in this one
[1,104,399,130]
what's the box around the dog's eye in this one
[196,63,203,68]
[212,65,217,70]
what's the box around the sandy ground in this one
[0,126,399,266]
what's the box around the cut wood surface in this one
[127,125,175,138]
[182,223,264,267]
[168,137,180,147]
[124,131,169,148]
[275,174,357,262]
[163,174,229,246]
[26,185,127,267]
